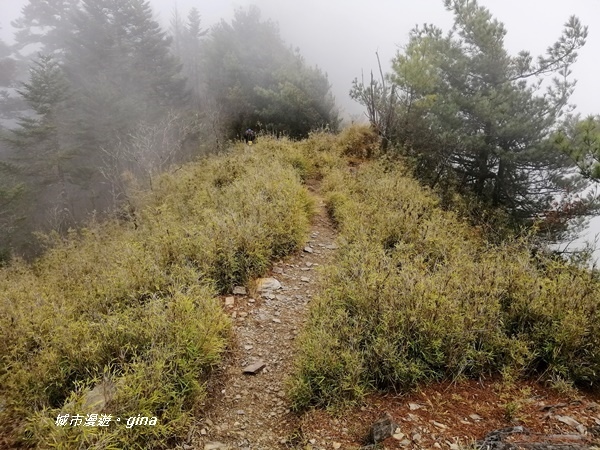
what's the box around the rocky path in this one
[193,192,337,450]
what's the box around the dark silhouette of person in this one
[244,128,256,144]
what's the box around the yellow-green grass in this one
[289,145,600,410]
[0,138,314,448]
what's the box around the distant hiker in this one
[244,128,256,145]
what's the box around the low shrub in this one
[0,138,314,448]
[337,124,380,159]
[289,159,600,410]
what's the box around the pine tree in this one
[0,159,25,262]
[354,0,592,237]
[9,54,70,182]
[11,0,81,56]
[3,53,75,243]
[203,6,339,138]
[184,7,208,101]
[66,0,189,149]
[0,32,16,86]
[0,30,27,125]
[169,7,208,103]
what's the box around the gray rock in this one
[79,380,116,411]
[204,442,229,450]
[371,412,397,443]
[477,427,527,450]
[233,286,247,295]
[556,415,585,434]
[301,277,310,282]
[243,360,266,374]
[256,278,282,291]
[303,246,314,253]
[393,431,405,440]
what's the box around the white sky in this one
[2,1,600,118]
[153,0,600,120]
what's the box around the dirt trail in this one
[193,191,337,450]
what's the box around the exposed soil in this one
[190,188,338,450]
[297,380,600,449]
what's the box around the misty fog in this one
[3,1,600,117]
[1,0,600,261]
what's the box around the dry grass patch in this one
[290,155,600,411]
[0,138,314,448]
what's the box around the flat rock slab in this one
[67,380,116,412]
[555,415,586,434]
[232,286,247,295]
[243,360,266,374]
[204,443,229,450]
[478,427,593,450]
[256,278,282,291]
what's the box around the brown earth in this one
[297,380,600,449]
[190,188,338,450]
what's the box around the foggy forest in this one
[0,0,339,259]
[1,0,600,260]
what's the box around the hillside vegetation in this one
[289,127,600,410]
[0,141,314,448]
[2,127,600,448]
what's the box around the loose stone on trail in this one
[255,278,282,291]
[371,412,398,443]
[243,360,266,374]
[233,286,246,295]
[204,442,228,450]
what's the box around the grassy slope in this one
[2,126,599,447]
[289,127,600,410]
[0,139,314,449]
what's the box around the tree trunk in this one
[475,146,489,196]
[492,157,506,207]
